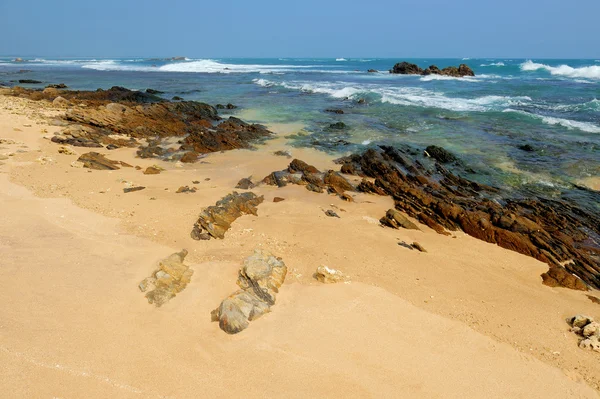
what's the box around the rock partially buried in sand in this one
[143,166,162,175]
[77,152,132,170]
[314,265,347,284]
[567,315,600,353]
[235,177,255,189]
[57,146,77,156]
[191,191,264,240]
[139,249,193,307]
[123,186,145,193]
[176,185,197,193]
[380,209,420,230]
[211,250,287,334]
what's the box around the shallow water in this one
[1,56,598,211]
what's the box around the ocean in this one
[1,56,598,210]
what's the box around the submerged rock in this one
[191,192,264,240]
[139,250,193,307]
[211,250,287,334]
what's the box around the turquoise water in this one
[1,57,599,208]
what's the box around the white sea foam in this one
[520,60,600,80]
[419,74,479,82]
[361,140,372,145]
[253,78,531,112]
[336,58,347,61]
[504,109,600,133]
[480,62,505,67]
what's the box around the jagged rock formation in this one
[336,146,600,290]
[76,152,132,170]
[390,62,475,77]
[380,209,420,230]
[567,315,600,352]
[261,159,355,199]
[5,86,271,158]
[139,250,193,307]
[211,250,287,334]
[191,192,264,240]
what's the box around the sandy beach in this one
[1,93,600,398]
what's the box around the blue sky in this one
[1,0,598,58]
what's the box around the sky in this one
[1,0,598,58]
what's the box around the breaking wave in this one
[520,60,600,80]
[253,78,531,112]
[504,109,600,133]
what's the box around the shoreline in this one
[1,93,600,397]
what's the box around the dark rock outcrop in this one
[424,145,460,164]
[7,87,269,157]
[211,250,287,334]
[390,62,475,77]
[18,79,42,84]
[338,145,600,290]
[46,83,67,89]
[190,192,264,240]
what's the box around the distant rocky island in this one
[390,61,475,77]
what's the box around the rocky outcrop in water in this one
[390,62,475,77]
[191,192,264,240]
[336,146,600,290]
[211,250,287,334]
[139,250,193,307]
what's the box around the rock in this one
[46,83,67,89]
[211,250,287,334]
[18,79,42,84]
[176,186,197,193]
[172,96,184,101]
[326,122,347,130]
[518,144,536,152]
[367,69,378,73]
[139,250,192,307]
[398,241,415,250]
[191,192,264,240]
[314,265,346,283]
[52,96,70,108]
[192,180,200,184]
[588,295,600,305]
[583,322,600,338]
[288,159,320,174]
[357,98,366,104]
[77,152,131,170]
[380,209,420,230]
[568,315,594,329]
[145,88,164,94]
[541,267,587,291]
[579,337,600,352]
[338,145,599,290]
[236,177,255,189]
[390,62,475,77]
[325,210,339,218]
[273,150,292,158]
[325,109,344,114]
[57,146,77,155]
[273,197,285,203]
[389,62,423,75]
[180,151,199,163]
[124,186,145,193]
[424,145,460,164]
[143,166,161,175]
[323,170,354,193]
[411,242,427,252]
[14,58,24,62]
